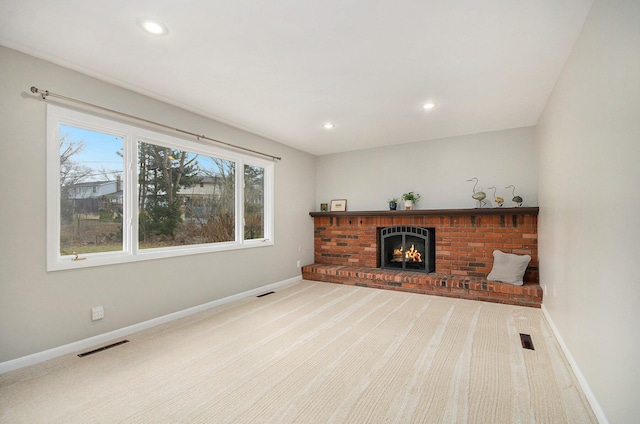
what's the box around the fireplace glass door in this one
[380,226,435,273]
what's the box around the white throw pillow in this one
[487,250,531,286]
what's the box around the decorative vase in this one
[389,201,397,210]
[404,200,413,210]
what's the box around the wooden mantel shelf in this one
[309,207,538,218]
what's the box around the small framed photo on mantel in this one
[330,199,347,212]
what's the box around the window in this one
[137,141,237,248]
[58,124,124,256]
[244,164,265,240]
[47,105,274,271]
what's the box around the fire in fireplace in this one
[380,226,435,273]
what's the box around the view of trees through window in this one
[137,140,237,248]
[59,125,124,255]
[58,124,266,255]
[244,164,265,240]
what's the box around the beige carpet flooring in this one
[0,281,596,423]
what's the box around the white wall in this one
[0,46,316,363]
[536,0,640,422]
[316,126,537,211]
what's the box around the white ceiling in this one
[0,0,593,156]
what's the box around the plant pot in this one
[389,202,397,210]
[404,200,413,210]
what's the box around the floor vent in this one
[519,333,535,350]
[257,291,275,298]
[78,340,130,358]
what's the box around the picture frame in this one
[330,199,347,212]
[320,203,328,212]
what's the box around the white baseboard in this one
[541,305,609,424]
[0,276,302,374]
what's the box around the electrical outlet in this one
[91,306,104,321]
[296,260,301,268]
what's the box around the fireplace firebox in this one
[380,226,435,273]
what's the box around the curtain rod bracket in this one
[31,86,49,100]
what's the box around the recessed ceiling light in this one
[423,102,436,110]
[138,18,168,36]
[323,123,335,129]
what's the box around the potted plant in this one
[402,192,421,210]
[388,197,399,210]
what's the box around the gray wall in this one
[316,126,537,211]
[536,0,640,422]
[0,46,316,362]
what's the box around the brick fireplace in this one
[302,207,541,308]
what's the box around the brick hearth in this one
[303,208,542,308]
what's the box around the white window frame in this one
[46,104,274,271]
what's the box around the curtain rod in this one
[29,86,281,161]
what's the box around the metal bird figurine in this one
[488,186,504,207]
[467,178,486,208]
[506,185,523,207]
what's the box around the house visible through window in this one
[137,140,238,248]
[58,124,124,256]
[47,105,274,271]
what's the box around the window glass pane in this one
[138,141,236,248]
[244,164,265,240]
[59,124,124,255]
